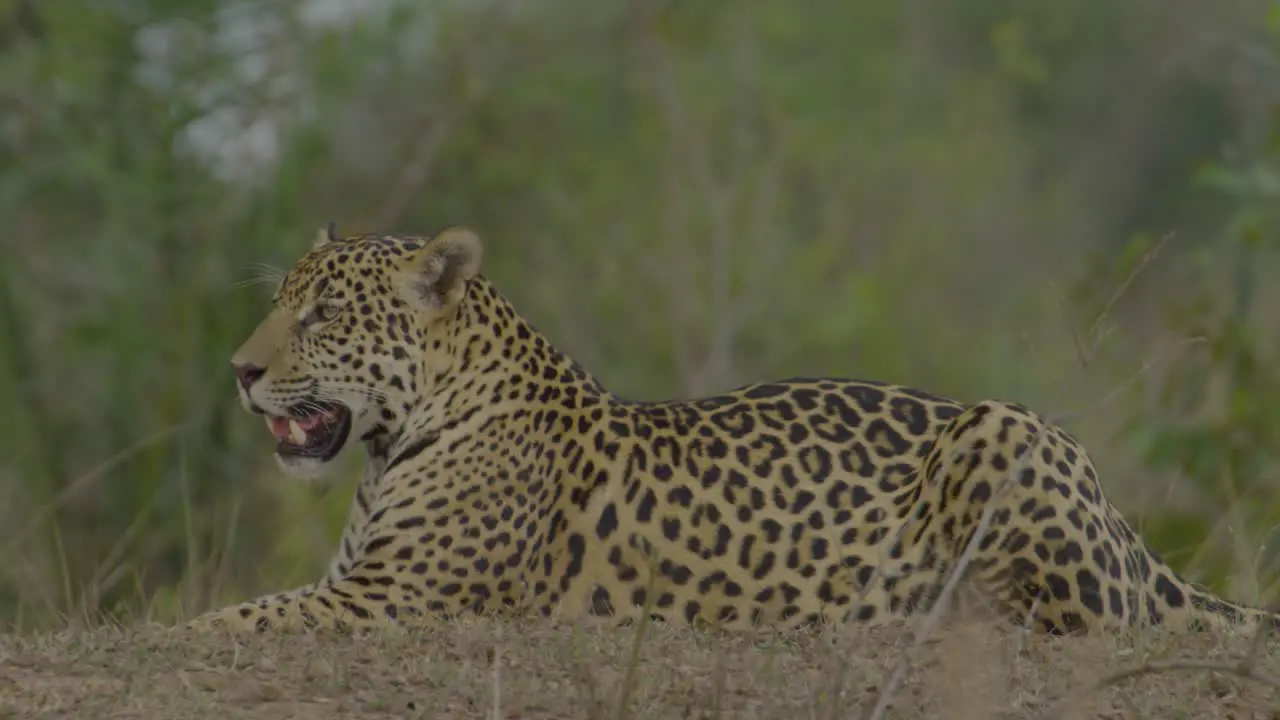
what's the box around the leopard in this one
[188,223,1280,637]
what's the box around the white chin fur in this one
[274,453,336,481]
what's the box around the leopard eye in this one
[302,300,343,328]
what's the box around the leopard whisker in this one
[232,275,284,290]
[315,384,391,404]
[241,262,286,279]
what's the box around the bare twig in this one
[369,7,514,230]
[1163,11,1280,75]
[615,546,662,720]
[821,440,1020,719]
[371,112,463,232]
[1033,231,1173,424]
[864,425,1046,720]
[1076,232,1172,367]
[1013,591,1044,659]
[568,618,609,720]
[489,644,502,720]
[630,0,719,395]
[1043,559,1278,720]
[3,421,192,559]
[815,506,920,720]
[1051,335,1207,425]
[1238,611,1274,676]
[628,0,780,394]
[1038,657,1280,720]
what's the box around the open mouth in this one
[264,402,352,461]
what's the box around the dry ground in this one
[1,613,1278,720]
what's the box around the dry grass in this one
[1,613,1277,719]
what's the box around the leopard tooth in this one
[288,419,307,445]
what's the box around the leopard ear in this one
[312,221,342,250]
[399,227,483,315]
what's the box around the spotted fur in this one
[190,226,1280,636]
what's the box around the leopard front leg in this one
[187,586,379,634]
[185,560,472,634]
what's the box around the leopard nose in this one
[233,362,266,391]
